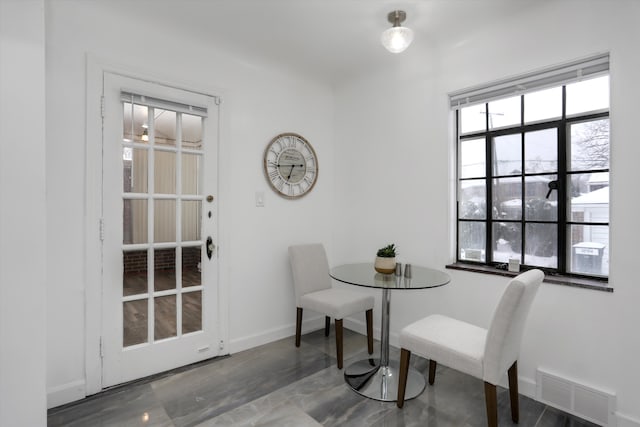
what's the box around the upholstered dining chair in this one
[396,269,544,427]
[288,243,375,369]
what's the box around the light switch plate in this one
[255,191,265,207]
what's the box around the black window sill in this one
[445,262,612,293]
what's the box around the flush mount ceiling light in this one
[381,10,414,53]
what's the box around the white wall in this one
[40,1,640,424]
[0,0,47,425]
[333,1,640,425]
[45,0,334,407]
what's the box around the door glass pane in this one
[123,148,148,193]
[459,222,485,262]
[154,151,176,194]
[566,75,609,116]
[488,96,521,129]
[123,299,148,347]
[569,225,609,276]
[525,223,557,268]
[525,174,558,221]
[123,250,148,296]
[123,103,149,144]
[524,86,562,123]
[459,179,486,219]
[460,104,486,134]
[525,128,557,173]
[154,109,176,146]
[123,199,148,244]
[182,153,201,195]
[154,295,177,340]
[493,222,521,263]
[154,200,176,243]
[569,118,609,171]
[493,134,521,176]
[459,138,485,178]
[182,114,203,150]
[182,246,202,288]
[182,291,202,334]
[182,201,201,241]
[493,177,522,220]
[154,248,176,292]
[568,172,609,222]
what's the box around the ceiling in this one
[98,0,538,86]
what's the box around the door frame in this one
[85,55,230,395]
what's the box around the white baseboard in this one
[47,379,86,409]
[616,413,640,427]
[228,315,324,354]
[518,376,537,399]
[343,316,388,344]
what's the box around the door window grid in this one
[122,100,205,347]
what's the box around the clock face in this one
[264,133,318,199]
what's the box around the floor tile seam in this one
[190,356,339,425]
[199,365,338,426]
[148,380,180,427]
[534,405,548,426]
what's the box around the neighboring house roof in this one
[588,171,609,184]
[572,186,609,204]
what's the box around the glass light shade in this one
[381,26,414,53]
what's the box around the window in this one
[453,57,609,280]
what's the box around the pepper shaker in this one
[404,263,412,278]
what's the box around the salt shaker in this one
[395,262,403,276]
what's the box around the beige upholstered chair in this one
[288,243,375,369]
[397,269,544,427]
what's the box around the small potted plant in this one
[374,243,397,274]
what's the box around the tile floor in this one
[48,328,598,427]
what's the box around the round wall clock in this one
[263,132,318,199]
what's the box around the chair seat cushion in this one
[300,289,374,320]
[400,314,487,380]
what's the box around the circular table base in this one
[344,358,425,402]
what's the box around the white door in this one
[101,72,221,387]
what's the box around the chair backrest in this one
[483,269,544,384]
[288,243,332,306]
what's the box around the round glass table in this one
[330,262,450,402]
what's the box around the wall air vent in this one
[536,368,616,426]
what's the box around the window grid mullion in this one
[485,104,493,264]
[557,85,568,273]
[520,92,525,268]
[520,131,526,264]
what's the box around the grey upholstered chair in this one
[397,269,544,427]
[288,243,375,369]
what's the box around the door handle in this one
[206,236,215,260]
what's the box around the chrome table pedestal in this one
[344,287,425,402]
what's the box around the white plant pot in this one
[374,256,396,274]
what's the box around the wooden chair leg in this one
[324,316,331,337]
[428,359,437,385]
[397,348,411,408]
[365,309,373,354]
[508,361,519,423]
[335,319,344,369]
[295,307,303,347]
[484,382,498,427]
